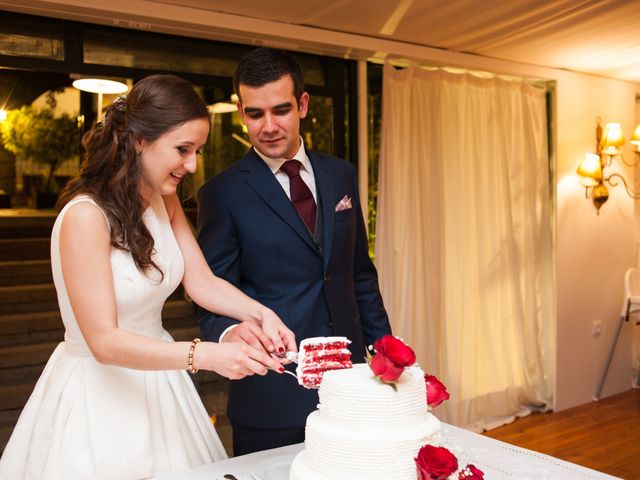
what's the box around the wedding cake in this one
[289,363,441,480]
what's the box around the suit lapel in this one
[309,152,335,270]
[242,150,319,254]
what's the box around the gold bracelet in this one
[187,338,201,374]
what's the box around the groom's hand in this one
[221,322,272,354]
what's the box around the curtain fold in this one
[633,158,640,389]
[376,65,555,431]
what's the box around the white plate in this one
[250,454,296,480]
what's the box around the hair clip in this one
[113,95,127,112]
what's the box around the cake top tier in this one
[318,363,428,431]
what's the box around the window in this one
[0,14,63,60]
[0,11,355,209]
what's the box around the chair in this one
[594,268,640,400]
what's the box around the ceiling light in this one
[72,78,128,122]
[209,102,237,114]
[71,78,128,94]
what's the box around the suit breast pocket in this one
[334,208,355,224]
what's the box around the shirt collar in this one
[254,137,311,174]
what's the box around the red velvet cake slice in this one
[295,336,352,389]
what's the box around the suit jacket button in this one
[324,275,330,282]
[327,320,334,327]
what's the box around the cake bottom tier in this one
[290,411,441,480]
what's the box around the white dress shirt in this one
[253,138,317,202]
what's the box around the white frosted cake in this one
[290,363,441,480]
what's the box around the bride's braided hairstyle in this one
[58,74,209,278]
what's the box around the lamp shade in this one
[600,122,625,154]
[576,153,602,186]
[72,78,128,94]
[631,124,640,147]
[209,102,237,114]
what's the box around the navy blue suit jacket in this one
[196,148,390,429]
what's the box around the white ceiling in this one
[156,0,640,82]
[2,0,640,82]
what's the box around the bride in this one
[0,74,295,479]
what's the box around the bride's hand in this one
[259,308,297,356]
[194,341,285,380]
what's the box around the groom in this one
[196,47,391,456]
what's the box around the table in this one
[153,424,620,480]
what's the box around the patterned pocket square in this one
[335,195,352,212]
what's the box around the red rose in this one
[425,374,450,407]
[369,335,416,383]
[415,444,458,480]
[375,335,416,367]
[370,351,405,382]
[459,464,484,479]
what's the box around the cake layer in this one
[318,363,427,431]
[291,411,441,480]
[296,336,352,388]
[290,451,324,480]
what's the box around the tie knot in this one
[280,160,302,178]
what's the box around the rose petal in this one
[370,352,388,377]
[379,362,404,382]
[459,464,484,479]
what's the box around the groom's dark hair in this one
[233,47,305,106]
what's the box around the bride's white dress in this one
[0,193,227,479]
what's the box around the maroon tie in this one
[280,160,317,233]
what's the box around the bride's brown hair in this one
[58,74,209,278]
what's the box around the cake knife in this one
[273,351,299,363]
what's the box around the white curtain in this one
[633,99,640,389]
[634,218,640,389]
[634,108,640,388]
[375,64,555,431]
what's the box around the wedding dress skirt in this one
[0,194,227,479]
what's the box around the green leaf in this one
[0,105,81,193]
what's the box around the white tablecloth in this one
[153,423,620,480]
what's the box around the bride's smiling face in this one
[136,117,210,201]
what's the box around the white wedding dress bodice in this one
[0,193,227,480]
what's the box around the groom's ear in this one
[298,92,309,119]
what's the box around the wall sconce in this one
[576,118,640,212]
